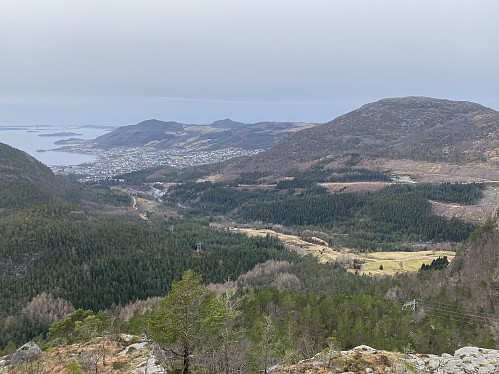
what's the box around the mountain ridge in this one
[222,96,499,177]
[2,96,499,362]
[209,118,247,129]
[92,119,185,149]
[91,118,317,151]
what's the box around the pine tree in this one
[148,270,216,374]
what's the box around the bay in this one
[0,125,116,166]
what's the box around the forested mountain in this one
[221,97,499,176]
[0,208,294,342]
[0,205,293,347]
[163,165,483,251]
[3,256,497,372]
[0,142,131,214]
[0,143,56,186]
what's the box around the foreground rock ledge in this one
[1,341,499,374]
[273,345,499,374]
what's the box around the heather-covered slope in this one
[232,97,498,175]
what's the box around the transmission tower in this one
[402,299,418,311]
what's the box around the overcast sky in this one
[0,0,498,125]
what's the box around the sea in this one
[0,124,116,167]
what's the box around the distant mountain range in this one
[91,118,317,151]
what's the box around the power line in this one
[423,306,490,323]
[422,301,499,322]
[415,301,499,329]
[420,310,494,329]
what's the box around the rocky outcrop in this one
[274,345,499,374]
[131,343,167,374]
[404,346,499,374]
[10,342,41,366]
[3,340,498,374]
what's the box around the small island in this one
[39,132,82,137]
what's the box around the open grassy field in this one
[319,181,391,194]
[231,228,341,259]
[360,250,455,276]
[232,227,455,276]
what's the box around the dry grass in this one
[364,250,454,261]
[197,174,224,183]
[383,159,499,183]
[183,125,226,133]
[232,228,341,261]
[233,228,455,276]
[319,181,391,194]
[1,338,141,374]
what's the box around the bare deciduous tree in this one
[22,292,75,325]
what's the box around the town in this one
[50,143,262,181]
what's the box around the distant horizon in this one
[0,94,497,128]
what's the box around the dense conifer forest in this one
[0,205,294,349]
[167,180,482,250]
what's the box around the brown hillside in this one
[225,97,498,176]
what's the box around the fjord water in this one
[0,125,113,166]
